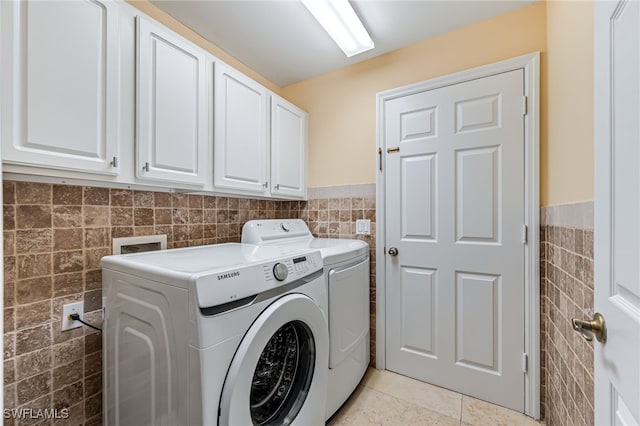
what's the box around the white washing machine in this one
[242,219,370,419]
[101,243,328,425]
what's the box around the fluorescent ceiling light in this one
[301,0,374,57]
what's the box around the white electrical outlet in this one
[61,301,84,331]
[356,219,371,235]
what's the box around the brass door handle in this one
[387,147,400,154]
[572,312,606,343]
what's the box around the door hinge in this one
[378,147,383,172]
[522,353,528,373]
[522,224,528,244]
[522,96,528,116]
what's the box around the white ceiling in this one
[151,0,537,87]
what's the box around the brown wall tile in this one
[542,224,594,425]
[133,191,154,208]
[16,324,52,355]
[16,277,52,305]
[52,206,83,228]
[16,372,51,405]
[110,189,132,207]
[54,229,83,251]
[16,206,52,229]
[53,362,83,391]
[53,252,84,274]
[16,348,52,381]
[16,183,51,205]
[3,179,303,423]
[16,301,51,330]
[17,254,51,280]
[53,186,83,206]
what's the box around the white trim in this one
[375,52,540,419]
[541,202,594,230]
[307,183,376,199]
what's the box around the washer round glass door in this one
[250,320,314,425]
[219,293,329,426]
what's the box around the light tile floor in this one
[327,369,542,426]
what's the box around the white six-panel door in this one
[0,0,120,174]
[594,1,640,425]
[384,70,526,411]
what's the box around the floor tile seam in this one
[362,385,463,422]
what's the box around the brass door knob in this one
[572,312,606,343]
[388,247,398,256]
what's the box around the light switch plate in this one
[356,219,371,235]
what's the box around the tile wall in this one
[4,180,597,426]
[2,181,301,425]
[540,203,595,426]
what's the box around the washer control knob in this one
[273,263,289,281]
[281,222,290,232]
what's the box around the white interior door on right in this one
[384,69,526,411]
[594,1,640,425]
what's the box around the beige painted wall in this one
[544,0,593,205]
[130,0,594,206]
[127,0,281,94]
[282,2,547,192]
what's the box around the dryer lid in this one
[242,220,369,265]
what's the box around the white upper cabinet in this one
[270,95,307,199]
[214,62,269,195]
[0,0,120,174]
[136,15,208,186]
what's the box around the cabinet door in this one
[270,95,307,199]
[214,62,269,194]
[0,0,120,174]
[136,16,208,186]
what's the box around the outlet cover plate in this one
[356,219,371,235]
[61,302,84,331]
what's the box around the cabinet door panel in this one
[1,0,119,174]
[271,95,307,199]
[136,16,208,186]
[214,63,268,194]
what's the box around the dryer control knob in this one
[273,263,289,281]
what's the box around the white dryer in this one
[242,219,370,419]
[101,243,328,425]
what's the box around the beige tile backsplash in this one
[2,181,301,425]
[2,181,376,424]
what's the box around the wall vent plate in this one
[113,234,167,255]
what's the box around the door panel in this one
[400,267,437,358]
[455,272,501,373]
[400,154,437,240]
[455,146,500,243]
[385,69,525,411]
[594,1,640,424]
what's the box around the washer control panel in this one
[261,251,322,285]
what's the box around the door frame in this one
[375,52,541,418]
